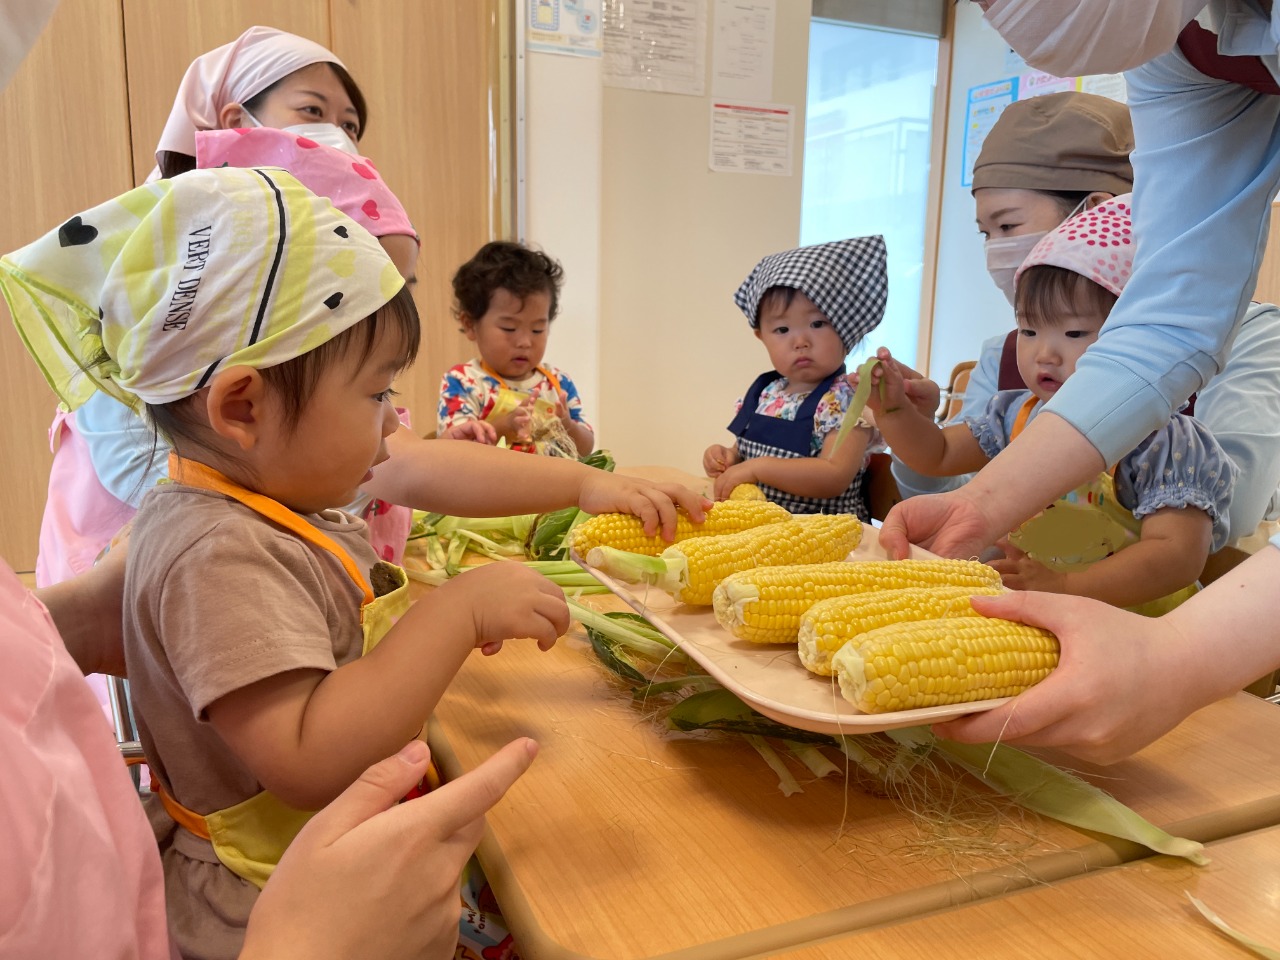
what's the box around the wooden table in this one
[429,610,1280,960]
[762,825,1280,959]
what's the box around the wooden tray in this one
[573,526,1010,735]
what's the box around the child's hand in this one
[858,347,912,417]
[438,420,498,444]
[712,460,756,501]
[702,443,739,478]
[490,398,534,443]
[988,540,1068,593]
[578,473,711,540]
[554,389,573,425]
[882,358,943,420]
[441,563,569,654]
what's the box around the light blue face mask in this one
[239,108,360,156]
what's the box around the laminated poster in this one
[528,0,603,58]
[603,0,707,96]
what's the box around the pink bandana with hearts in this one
[1016,193,1134,297]
[195,127,418,242]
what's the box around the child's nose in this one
[381,399,400,438]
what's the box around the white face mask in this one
[240,108,360,156]
[983,0,1206,77]
[985,232,1047,306]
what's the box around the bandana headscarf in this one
[196,128,417,243]
[154,26,346,167]
[1016,194,1134,297]
[733,236,888,353]
[0,167,403,410]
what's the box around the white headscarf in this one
[982,0,1209,76]
[154,25,346,168]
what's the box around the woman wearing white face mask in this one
[892,91,1280,566]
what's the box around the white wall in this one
[927,3,1016,380]
[525,3,812,472]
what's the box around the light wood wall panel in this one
[121,1,331,186]
[329,0,503,421]
[0,0,135,571]
[1255,201,1280,306]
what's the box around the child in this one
[438,241,594,456]
[0,168,695,960]
[865,197,1237,614]
[703,236,889,519]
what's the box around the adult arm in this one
[34,541,127,677]
[933,543,1280,765]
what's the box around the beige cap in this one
[972,92,1133,195]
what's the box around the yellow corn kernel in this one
[663,514,862,605]
[569,499,789,558]
[797,585,1003,673]
[713,559,1002,646]
[728,483,767,501]
[832,617,1060,713]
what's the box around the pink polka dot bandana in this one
[1015,193,1134,297]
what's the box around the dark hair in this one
[157,62,369,181]
[1015,264,1117,329]
[1042,190,1095,219]
[452,241,565,326]
[756,285,799,324]
[146,285,420,458]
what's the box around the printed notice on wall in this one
[960,78,1016,188]
[603,0,706,95]
[1079,73,1128,103]
[709,101,792,176]
[528,0,603,58]
[711,0,774,102]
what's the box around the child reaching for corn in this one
[862,196,1238,615]
[438,241,594,457]
[703,237,888,520]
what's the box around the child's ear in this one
[460,315,480,342]
[753,327,763,341]
[204,365,267,451]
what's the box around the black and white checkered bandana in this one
[733,236,888,353]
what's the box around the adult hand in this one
[878,489,998,560]
[242,738,537,960]
[577,472,711,540]
[438,420,498,444]
[443,563,569,655]
[931,592,1197,765]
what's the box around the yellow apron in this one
[1004,397,1197,618]
[150,454,426,889]
[481,361,564,453]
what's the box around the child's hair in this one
[157,63,370,180]
[1015,264,1118,329]
[147,285,419,457]
[452,241,564,326]
[756,285,800,324]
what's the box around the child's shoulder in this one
[444,358,487,380]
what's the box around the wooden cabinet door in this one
[0,0,135,571]
[121,0,330,185]
[329,0,504,425]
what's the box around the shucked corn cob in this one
[728,483,767,501]
[587,513,862,605]
[569,499,789,558]
[797,585,1003,674]
[832,616,1059,713]
[713,558,1003,646]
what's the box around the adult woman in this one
[893,91,1280,562]
[890,2,1280,761]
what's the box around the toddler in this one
[704,236,888,519]
[866,197,1237,614]
[0,168,573,960]
[438,241,594,456]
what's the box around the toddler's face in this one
[754,291,846,391]
[464,287,552,380]
[1015,309,1105,403]
[258,325,406,513]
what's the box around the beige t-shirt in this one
[123,482,381,960]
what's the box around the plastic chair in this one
[937,360,977,423]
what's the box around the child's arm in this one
[990,507,1213,607]
[865,350,990,477]
[205,563,568,811]
[367,426,709,536]
[711,426,869,501]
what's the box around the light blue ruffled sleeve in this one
[1114,414,1239,551]
[961,389,1034,463]
[75,391,169,508]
